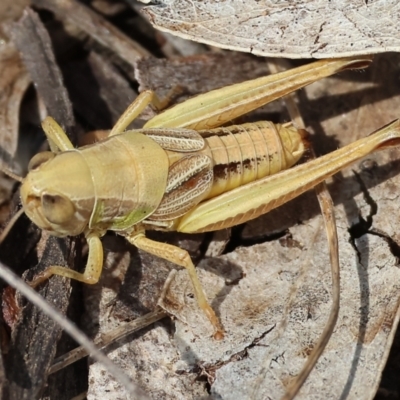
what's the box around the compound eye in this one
[41,193,75,225]
[28,152,55,171]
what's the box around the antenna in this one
[0,164,24,183]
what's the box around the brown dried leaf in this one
[135,52,282,119]
[63,52,138,130]
[136,52,269,98]
[8,8,76,142]
[7,234,76,399]
[33,0,150,66]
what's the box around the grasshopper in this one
[10,55,400,346]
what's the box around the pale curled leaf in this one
[142,0,400,58]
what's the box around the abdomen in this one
[202,121,307,199]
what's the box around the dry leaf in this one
[33,0,151,65]
[9,9,76,141]
[141,0,400,58]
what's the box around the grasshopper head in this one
[21,151,95,237]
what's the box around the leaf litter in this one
[0,1,399,399]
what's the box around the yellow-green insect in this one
[16,55,400,347]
